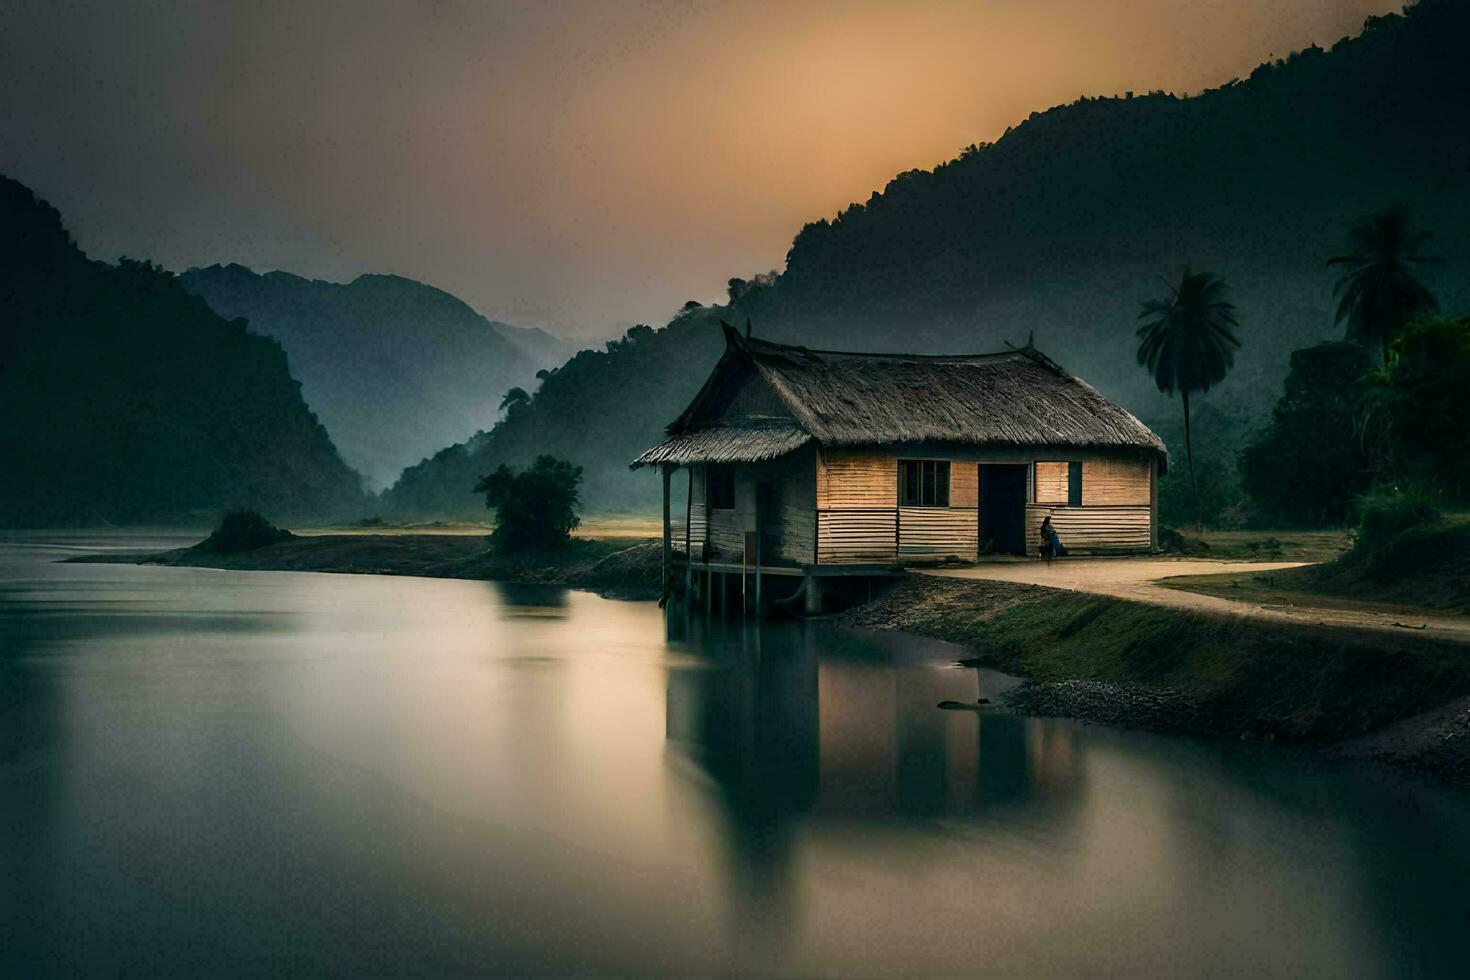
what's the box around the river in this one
[2,532,1467,975]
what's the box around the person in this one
[1040,516,1067,563]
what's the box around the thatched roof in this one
[632,417,810,467]
[632,325,1167,469]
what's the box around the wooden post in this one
[754,530,762,620]
[661,465,672,597]
[803,572,822,616]
[684,465,694,599]
[1149,456,1159,552]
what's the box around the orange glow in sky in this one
[0,0,1397,336]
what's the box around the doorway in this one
[978,464,1028,556]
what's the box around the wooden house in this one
[633,325,1167,605]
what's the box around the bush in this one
[196,510,293,553]
[1352,485,1442,552]
[474,455,583,551]
[1158,527,1210,554]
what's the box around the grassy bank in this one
[1163,515,1470,614]
[1165,528,1351,562]
[845,575,1470,784]
[70,533,665,599]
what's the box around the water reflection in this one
[667,619,1086,823]
[3,536,1470,976]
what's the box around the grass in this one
[1164,514,1470,615]
[1164,527,1351,562]
[851,576,1470,743]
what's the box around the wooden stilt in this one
[660,465,672,599]
[684,467,694,599]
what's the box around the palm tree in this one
[1328,207,1437,363]
[1136,269,1241,530]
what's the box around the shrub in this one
[474,455,583,551]
[197,510,293,553]
[1352,484,1442,552]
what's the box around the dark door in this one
[756,480,778,565]
[978,464,1027,556]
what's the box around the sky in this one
[1,0,1398,339]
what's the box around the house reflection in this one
[665,618,1089,961]
[666,616,1087,823]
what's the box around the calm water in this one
[2,533,1468,976]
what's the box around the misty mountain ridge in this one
[385,0,1470,518]
[180,264,572,490]
[0,178,366,527]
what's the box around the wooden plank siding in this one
[767,447,816,565]
[688,466,707,557]
[689,446,1155,567]
[1081,457,1150,506]
[816,445,977,564]
[706,503,747,559]
[698,448,816,565]
[1034,461,1070,503]
[898,507,977,560]
[817,509,899,564]
[810,446,1155,565]
[950,462,978,508]
[1025,503,1152,555]
[816,447,896,509]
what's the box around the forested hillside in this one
[181,264,568,490]
[384,307,726,517]
[740,0,1469,405]
[0,178,366,527]
[385,0,1470,519]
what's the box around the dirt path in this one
[922,558,1470,645]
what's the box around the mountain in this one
[0,177,365,527]
[383,312,727,518]
[737,0,1470,409]
[385,0,1470,520]
[179,265,570,490]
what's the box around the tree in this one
[1372,315,1470,498]
[1241,343,1375,525]
[499,387,530,413]
[1136,269,1241,529]
[1328,207,1437,363]
[474,455,583,550]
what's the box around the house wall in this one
[688,466,707,556]
[815,445,1156,564]
[688,444,1154,567]
[698,446,816,565]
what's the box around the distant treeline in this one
[0,178,366,527]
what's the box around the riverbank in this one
[68,532,664,599]
[843,575,1470,787]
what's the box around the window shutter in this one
[1067,461,1082,506]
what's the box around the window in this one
[706,464,736,510]
[1035,460,1082,505]
[899,459,950,507]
